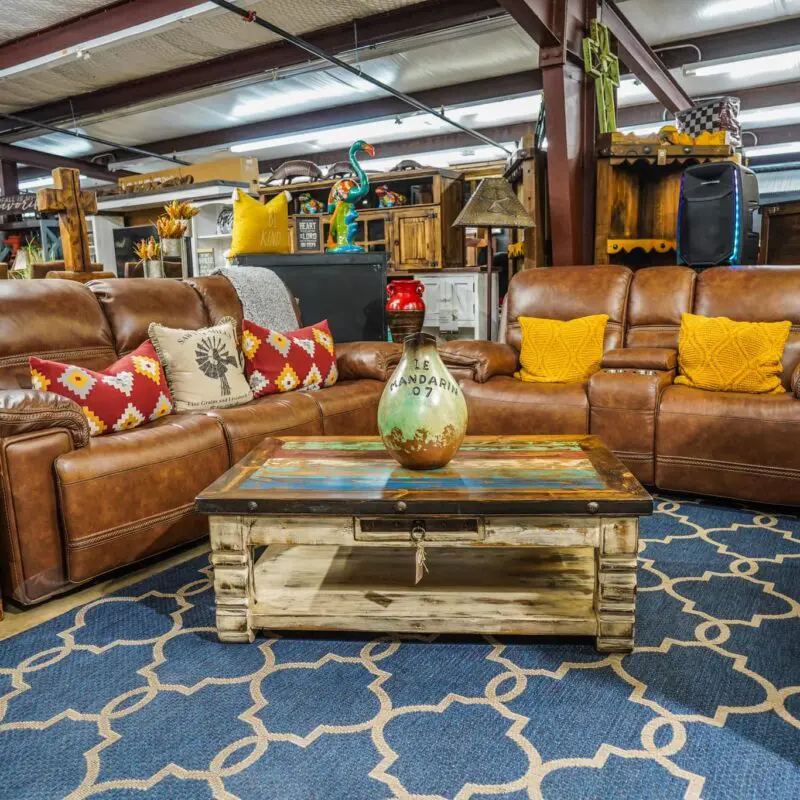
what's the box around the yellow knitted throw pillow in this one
[515,314,608,384]
[675,313,791,395]
[229,189,291,258]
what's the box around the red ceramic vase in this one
[386,280,426,342]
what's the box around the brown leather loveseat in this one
[441,265,800,507]
[0,276,399,606]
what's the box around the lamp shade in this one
[452,177,535,229]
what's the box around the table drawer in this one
[355,517,484,543]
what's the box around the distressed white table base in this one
[210,515,638,652]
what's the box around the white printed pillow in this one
[148,316,253,411]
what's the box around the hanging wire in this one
[209,0,512,155]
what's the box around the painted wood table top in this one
[196,435,652,518]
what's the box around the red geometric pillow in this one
[30,340,174,437]
[240,319,337,398]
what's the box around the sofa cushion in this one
[516,314,608,384]
[625,266,696,349]
[307,379,384,435]
[55,414,229,582]
[204,391,322,463]
[30,340,174,436]
[0,280,116,390]
[503,265,631,352]
[656,385,800,505]
[89,278,209,356]
[242,318,337,397]
[675,313,790,395]
[149,317,253,411]
[460,376,589,435]
[693,266,800,389]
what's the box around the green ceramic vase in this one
[378,332,468,470]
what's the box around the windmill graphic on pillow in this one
[195,335,239,397]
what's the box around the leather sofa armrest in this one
[438,340,518,383]
[336,342,402,382]
[601,348,677,372]
[792,363,800,399]
[0,390,89,449]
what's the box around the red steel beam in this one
[601,0,693,113]
[0,0,207,72]
[0,143,134,182]
[0,0,503,137]
[497,0,561,48]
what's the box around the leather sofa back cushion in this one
[186,275,246,331]
[30,340,175,436]
[675,313,791,395]
[504,266,631,352]
[516,314,608,383]
[0,280,116,389]
[90,279,210,356]
[626,266,696,348]
[694,266,800,388]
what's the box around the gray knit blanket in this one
[212,266,298,331]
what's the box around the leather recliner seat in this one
[440,264,800,506]
[0,276,400,605]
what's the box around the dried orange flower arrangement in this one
[163,200,199,220]
[133,236,161,262]
[155,216,188,239]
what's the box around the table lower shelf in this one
[250,544,598,636]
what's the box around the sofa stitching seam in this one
[56,442,228,486]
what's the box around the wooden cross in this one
[583,20,620,134]
[36,168,106,280]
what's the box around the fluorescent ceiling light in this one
[698,0,773,19]
[344,143,515,173]
[686,50,800,78]
[231,94,540,155]
[740,104,800,125]
[232,81,367,119]
[746,142,800,158]
[0,1,229,80]
[19,174,87,190]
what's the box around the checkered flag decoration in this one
[676,96,742,146]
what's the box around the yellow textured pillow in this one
[228,189,290,257]
[515,314,608,384]
[675,313,791,395]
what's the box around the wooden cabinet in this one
[393,207,440,269]
[262,167,464,270]
[760,200,800,264]
[594,133,736,269]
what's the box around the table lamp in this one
[452,177,535,339]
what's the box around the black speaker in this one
[677,162,759,267]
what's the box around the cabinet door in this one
[393,209,439,270]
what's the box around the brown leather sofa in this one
[0,276,400,606]
[440,265,800,507]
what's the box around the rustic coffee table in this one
[196,435,652,652]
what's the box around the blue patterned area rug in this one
[1,497,799,800]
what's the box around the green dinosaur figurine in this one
[326,140,375,253]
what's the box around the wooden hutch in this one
[259,167,464,271]
[594,132,736,269]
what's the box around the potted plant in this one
[134,236,163,278]
[163,200,199,237]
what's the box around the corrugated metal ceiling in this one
[0,0,426,109]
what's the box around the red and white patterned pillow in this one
[30,341,174,437]
[241,319,337,398]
